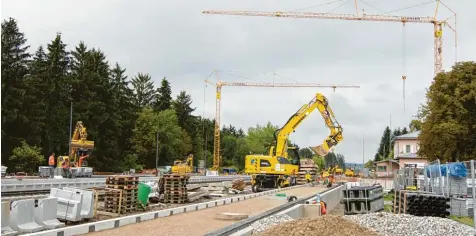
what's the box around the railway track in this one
[1,175,251,195]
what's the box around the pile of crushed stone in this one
[344,212,476,236]
[256,215,378,236]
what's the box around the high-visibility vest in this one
[49,156,55,165]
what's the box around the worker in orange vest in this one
[48,153,55,178]
[49,153,55,167]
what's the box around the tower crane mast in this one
[204,71,359,171]
[203,0,456,76]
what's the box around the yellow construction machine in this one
[57,121,95,168]
[245,93,343,192]
[171,154,194,174]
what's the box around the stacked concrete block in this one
[342,185,384,215]
[448,177,468,196]
[10,199,44,233]
[450,198,469,217]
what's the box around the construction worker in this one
[305,171,312,183]
[62,160,71,178]
[48,153,55,178]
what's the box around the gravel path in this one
[87,186,325,236]
[344,212,476,236]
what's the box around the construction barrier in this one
[63,187,94,219]
[34,198,65,229]
[22,185,305,236]
[10,199,44,233]
[50,188,83,222]
[1,200,18,236]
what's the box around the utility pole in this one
[156,130,159,177]
[362,131,365,172]
[68,101,73,160]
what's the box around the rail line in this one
[1,175,251,193]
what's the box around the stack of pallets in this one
[297,159,318,185]
[163,174,190,204]
[105,175,139,214]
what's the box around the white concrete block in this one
[50,188,83,221]
[197,203,208,210]
[63,187,94,219]
[94,220,115,231]
[34,197,65,229]
[1,201,18,236]
[157,210,171,217]
[184,205,196,213]
[140,212,155,221]
[10,199,44,233]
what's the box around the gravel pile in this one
[251,214,294,233]
[344,212,476,236]
[257,215,378,236]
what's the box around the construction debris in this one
[215,212,249,220]
[344,212,476,236]
[257,215,378,236]
[232,179,246,191]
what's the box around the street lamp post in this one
[156,130,159,177]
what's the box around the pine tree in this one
[374,126,391,161]
[44,33,71,155]
[1,17,31,163]
[155,77,172,111]
[132,73,155,107]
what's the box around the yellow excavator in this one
[245,93,343,192]
[57,121,95,168]
[171,154,194,174]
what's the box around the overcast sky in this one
[2,0,475,164]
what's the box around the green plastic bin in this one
[138,182,152,209]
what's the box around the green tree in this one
[155,77,172,111]
[1,17,31,164]
[409,119,422,132]
[131,107,192,168]
[299,147,314,159]
[43,33,71,155]
[9,141,45,173]
[364,160,374,169]
[245,122,278,154]
[374,126,391,162]
[132,73,155,107]
[336,153,346,169]
[418,61,476,162]
[312,156,325,171]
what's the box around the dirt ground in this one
[87,186,325,236]
[259,215,379,236]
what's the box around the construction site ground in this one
[87,185,326,236]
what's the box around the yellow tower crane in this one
[204,70,360,171]
[203,0,456,77]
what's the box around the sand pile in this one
[258,215,378,236]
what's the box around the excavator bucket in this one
[311,145,329,157]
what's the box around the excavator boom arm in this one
[274,93,343,157]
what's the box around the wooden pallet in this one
[106,184,138,190]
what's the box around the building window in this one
[377,166,387,172]
[405,145,411,153]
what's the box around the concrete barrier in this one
[22,185,305,236]
[63,187,94,219]
[50,188,83,222]
[10,199,44,233]
[34,198,65,229]
[1,201,18,236]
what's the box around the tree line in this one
[367,61,476,167]
[1,17,346,173]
